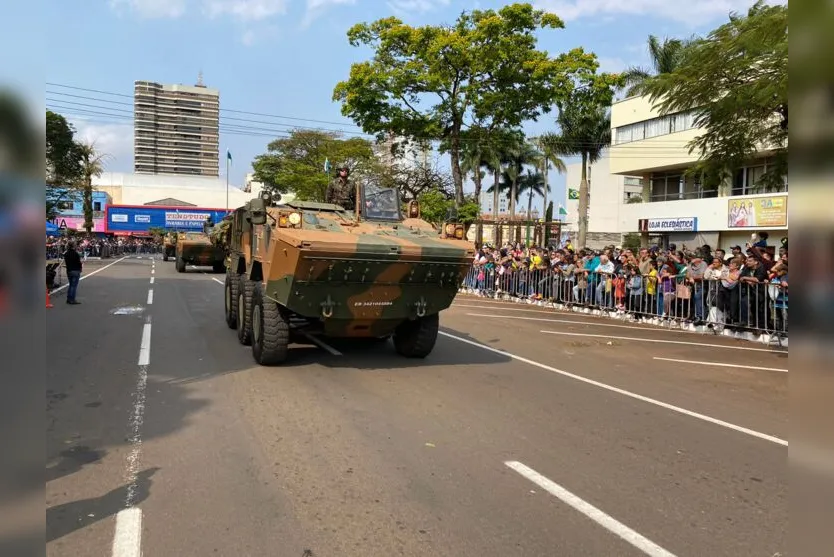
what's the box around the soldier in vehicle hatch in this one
[325,167,355,211]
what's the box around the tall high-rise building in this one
[134,78,220,177]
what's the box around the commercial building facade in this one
[563,153,643,248]
[608,95,788,251]
[49,190,112,232]
[134,80,220,177]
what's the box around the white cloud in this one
[301,0,356,28]
[202,0,289,21]
[596,56,629,74]
[69,118,134,171]
[387,0,450,18]
[533,0,775,26]
[241,29,257,45]
[109,0,188,18]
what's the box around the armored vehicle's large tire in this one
[175,256,186,273]
[236,275,255,346]
[393,314,439,358]
[225,272,239,330]
[251,283,289,366]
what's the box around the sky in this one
[35,0,768,209]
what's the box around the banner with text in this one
[641,217,698,233]
[727,195,788,228]
[106,206,231,233]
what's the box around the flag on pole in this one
[324,158,331,173]
[226,150,233,166]
[558,204,568,217]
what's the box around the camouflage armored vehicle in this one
[162,232,177,261]
[175,227,226,273]
[221,186,475,365]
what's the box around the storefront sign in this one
[164,211,213,228]
[643,217,698,232]
[107,205,231,233]
[728,195,787,228]
[50,216,106,232]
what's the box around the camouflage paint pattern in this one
[176,231,226,267]
[229,199,475,338]
[163,232,177,259]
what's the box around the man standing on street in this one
[64,242,82,305]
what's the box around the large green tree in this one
[540,90,612,250]
[332,3,607,207]
[641,1,788,188]
[46,110,84,218]
[252,129,376,202]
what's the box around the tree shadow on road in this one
[46,467,159,543]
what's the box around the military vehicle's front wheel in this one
[236,275,254,345]
[251,283,289,366]
[393,313,439,358]
[212,261,225,273]
[175,256,185,273]
[163,253,168,262]
[225,272,239,329]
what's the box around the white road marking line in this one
[211,277,224,285]
[151,268,154,274]
[138,323,152,366]
[149,277,154,284]
[653,357,788,373]
[147,290,153,305]
[463,311,676,333]
[505,461,677,557]
[540,330,785,354]
[439,331,787,446]
[112,507,143,557]
[301,332,343,356]
[51,256,128,293]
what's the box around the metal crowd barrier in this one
[461,266,787,344]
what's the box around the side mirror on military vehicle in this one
[249,198,267,225]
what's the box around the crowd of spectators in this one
[46,235,161,259]
[463,231,788,337]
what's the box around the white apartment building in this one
[609,94,788,251]
[563,151,643,248]
[479,188,510,217]
[373,133,431,170]
[134,79,220,177]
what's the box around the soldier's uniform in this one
[325,168,355,211]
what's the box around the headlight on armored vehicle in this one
[288,212,301,226]
[278,215,289,227]
[454,225,464,239]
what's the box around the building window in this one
[613,110,697,145]
[93,201,102,212]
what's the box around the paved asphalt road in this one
[46,256,787,557]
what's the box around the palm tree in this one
[531,136,567,222]
[622,34,696,97]
[76,141,110,234]
[540,97,611,250]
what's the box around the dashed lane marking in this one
[438,331,787,446]
[653,357,787,373]
[539,330,785,354]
